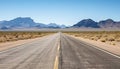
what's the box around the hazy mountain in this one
[0,26,9,30]
[1,17,120,30]
[35,23,48,28]
[0,17,66,29]
[60,24,66,28]
[99,19,120,28]
[0,17,36,29]
[47,23,60,28]
[35,23,66,28]
[73,19,100,28]
[73,19,120,29]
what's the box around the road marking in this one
[54,56,59,69]
[54,41,60,69]
[58,45,60,51]
[81,40,120,59]
[70,35,120,59]
[79,39,120,59]
[92,46,120,59]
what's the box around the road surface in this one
[59,33,120,69]
[0,33,60,69]
[0,33,120,69]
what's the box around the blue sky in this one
[0,0,120,25]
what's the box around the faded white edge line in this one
[77,37,120,59]
[78,38,120,59]
[68,34,120,59]
[91,45,120,59]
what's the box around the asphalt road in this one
[0,33,60,69]
[59,33,120,69]
[0,33,120,69]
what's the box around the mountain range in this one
[0,17,66,30]
[0,17,120,30]
[73,19,120,28]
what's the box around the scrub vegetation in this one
[0,31,54,43]
[65,31,120,45]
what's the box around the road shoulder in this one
[0,35,50,51]
[68,34,120,56]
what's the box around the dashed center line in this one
[54,39,60,69]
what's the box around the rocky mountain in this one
[47,23,66,28]
[47,23,60,28]
[35,23,48,28]
[73,19,100,28]
[1,17,120,30]
[0,17,66,29]
[73,19,120,28]
[59,24,66,28]
[99,19,120,28]
[0,17,37,29]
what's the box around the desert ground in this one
[0,31,120,69]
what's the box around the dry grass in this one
[0,31,54,43]
[65,31,120,45]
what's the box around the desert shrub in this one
[100,38,106,42]
[0,31,53,43]
[107,37,115,41]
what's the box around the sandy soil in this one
[71,35,120,56]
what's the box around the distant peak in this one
[83,19,93,20]
[84,19,93,20]
[80,19,96,23]
[14,17,32,20]
[99,19,115,23]
[106,19,114,22]
[11,17,34,22]
[49,23,57,25]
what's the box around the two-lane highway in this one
[0,33,120,69]
[59,33,120,69]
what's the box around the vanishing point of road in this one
[0,33,120,69]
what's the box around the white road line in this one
[70,35,120,59]
[92,46,120,59]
